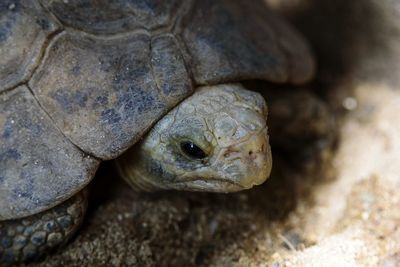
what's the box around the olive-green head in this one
[116,84,272,192]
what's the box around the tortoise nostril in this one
[248,150,253,155]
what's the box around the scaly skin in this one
[116,84,273,192]
[0,189,87,265]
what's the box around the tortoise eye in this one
[180,141,207,160]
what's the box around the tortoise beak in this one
[218,128,272,190]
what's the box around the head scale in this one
[116,84,272,192]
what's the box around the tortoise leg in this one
[267,89,335,150]
[0,189,88,264]
[262,89,336,168]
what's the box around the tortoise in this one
[0,0,319,264]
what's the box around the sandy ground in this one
[28,0,400,266]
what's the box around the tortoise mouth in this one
[169,178,250,192]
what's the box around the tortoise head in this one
[116,84,272,192]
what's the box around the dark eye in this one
[180,141,207,160]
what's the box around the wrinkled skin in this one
[116,84,272,192]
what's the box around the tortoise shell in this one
[0,0,314,220]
